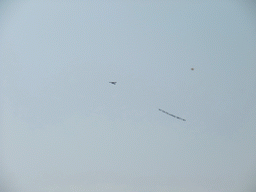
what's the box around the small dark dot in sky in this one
[191,68,194,70]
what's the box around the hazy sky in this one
[1,1,256,192]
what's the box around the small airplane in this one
[159,109,186,121]
[109,82,117,85]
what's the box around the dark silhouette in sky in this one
[159,109,186,121]
[109,82,117,85]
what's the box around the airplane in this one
[109,82,117,85]
[159,109,186,121]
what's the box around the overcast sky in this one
[1,1,256,192]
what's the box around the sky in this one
[1,1,256,192]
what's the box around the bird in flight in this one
[159,109,186,121]
[109,82,117,85]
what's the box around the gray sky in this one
[1,1,256,192]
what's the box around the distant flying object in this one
[191,68,194,70]
[159,109,186,121]
[109,82,117,85]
